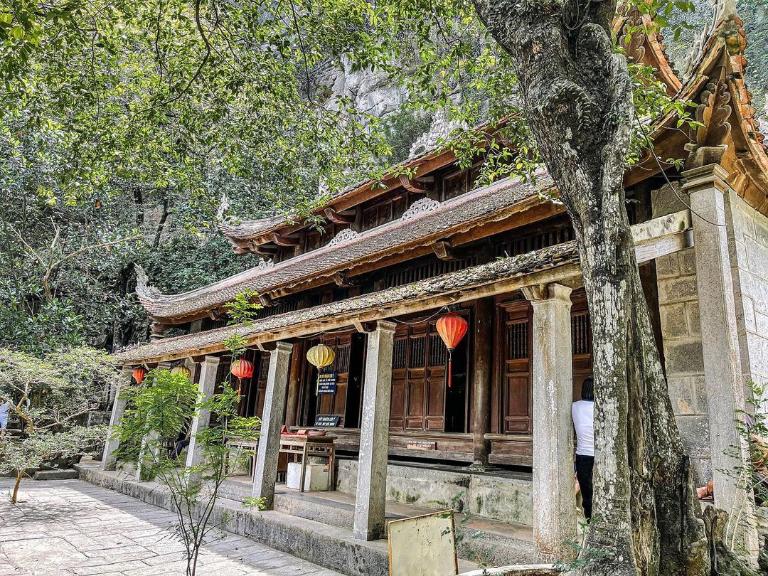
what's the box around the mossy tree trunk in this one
[471,0,709,573]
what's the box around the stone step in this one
[266,485,543,566]
[336,459,534,525]
[33,469,79,481]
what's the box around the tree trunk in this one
[11,470,22,504]
[471,0,709,573]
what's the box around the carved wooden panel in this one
[497,301,532,435]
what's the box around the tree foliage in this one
[0,347,114,502]
[114,367,260,576]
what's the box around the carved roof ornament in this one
[257,258,274,270]
[612,8,681,95]
[134,264,162,300]
[328,228,360,246]
[685,65,733,168]
[401,197,440,221]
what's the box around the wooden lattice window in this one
[393,338,408,369]
[429,333,447,366]
[506,321,529,360]
[572,312,592,356]
[410,336,425,368]
[335,343,351,373]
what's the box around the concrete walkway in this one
[0,479,341,576]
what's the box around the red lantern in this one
[436,313,469,389]
[231,359,254,380]
[132,367,147,385]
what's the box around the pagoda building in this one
[102,9,768,561]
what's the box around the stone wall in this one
[653,187,710,483]
[652,184,768,484]
[726,190,768,395]
[655,246,711,482]
[336,460,534,525]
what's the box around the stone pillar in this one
[353,320,396,541]
[471,298,494,467]
[522,283,577,557]
[101,366,133,471]
[252,342,293,508]
[185,356,219,472]
[684,164,759,556]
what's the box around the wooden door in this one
[390,336,408,430]
[389,315,469,432]
[405,326,427,430]
[498,301,532,434]
[425,330,447,431]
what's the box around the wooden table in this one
[226,438,259,479]
[278,435,336,492]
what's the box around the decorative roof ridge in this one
[613,8,682,96]
[135,173,555,320]
[135,264,161,301]
[219,213,288,243]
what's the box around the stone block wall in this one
[655,247,711,482]
[726,190,768,396]
[652,187,710,482]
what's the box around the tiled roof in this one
[218,146,457,246]
[118,240,579,364]
[219,214,288,244]
[137,174,557,322]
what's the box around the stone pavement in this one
[0,479,342,576]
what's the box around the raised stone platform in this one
[221,475,541,567]
[76,461,544,574]
[336,459,534,525]
[77,462,393,576]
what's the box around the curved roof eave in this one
[138,174,559,323]
[652,15,768,214]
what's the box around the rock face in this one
[327,57,406,120]
[318,58,458,162]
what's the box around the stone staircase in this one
[221,477,543,568]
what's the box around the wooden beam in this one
[398,174,434,194]
[208,309,223,321]
[333,271,356,287]
[254,244,278,256]
[324,207,355,225]
[433,239,454,261]
[271,232,301,247]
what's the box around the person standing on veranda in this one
[572,377,595,520]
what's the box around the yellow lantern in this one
[170,365,192,380]
[306,344,335,369]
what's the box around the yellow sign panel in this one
[387,510,458,576]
